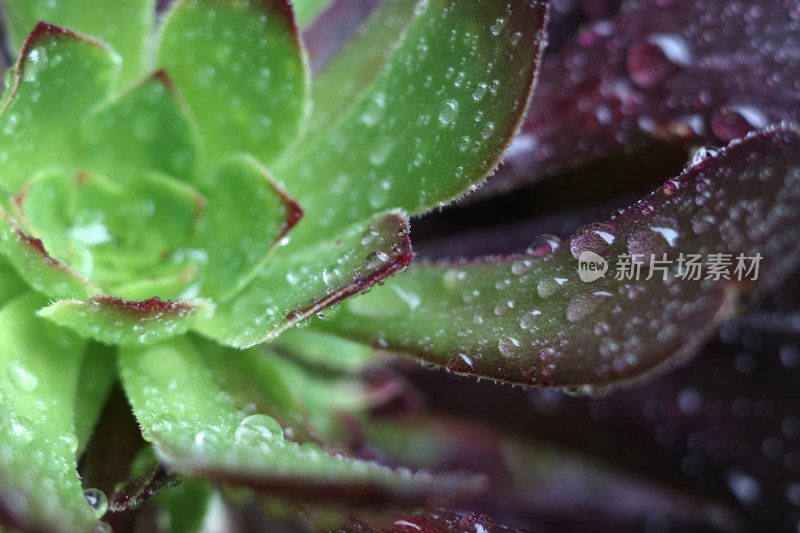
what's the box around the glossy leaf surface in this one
[0,23,119,191]
[0,294,99,533]
[157,0,309,169]
[276,0,547,244]
[494,0,800,192]
[323,127,800,388]
[1,0,152,85]
[40,295,213,346]
[195,210,412,347]
[119,337,486,505]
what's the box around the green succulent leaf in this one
[74,343,117,456]
[0,256,25,304]
[156,0,309,169]
[321,127,800,390]
[198,155,303,300]
[276,0,547,244]
[39,295,214,346]
[194,210,413,348]
[0,207,96,299]
[80,71,200,183]
[275,328,377,373]
[119,336,486,505]
[1,0,152,85]
[0,294,101,533]
[13,168,206,300]
[195,338,313,441]
[0,23,119,191]
[305,0,418,138]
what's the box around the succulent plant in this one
[0,0,797,532]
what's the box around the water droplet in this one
[490,18,507,36]
[691,146,720,165]
[570,223,615,259]
[322,266,341,286]
[472,82,488,101]
[438,100,458,126]
[526,234,561,257]
[367,180,391,209]
[360,92,386,126]
[537,277,564,298]
[83,488,108,518]
[6,361,38,392]
[235,414,283,444]
[627,33,691,89]
[92,522,112,533]
[520,309,542,330]
[511,258,532,275]
[498,336,521,357]
[566,292,611,323]
[368,137,395,166]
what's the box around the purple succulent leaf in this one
[320,126,800,388]
[489,0,800,194]
[303,0,381,73]
[340,510,521,533]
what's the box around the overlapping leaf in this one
[275,0,548,244]
[322,126,800,388]
[119,337,486,506]
[0,294,103,533]
[156,0,309,169]
[195,210,413,347]
[492,0,800,193]
[1,0,152,85]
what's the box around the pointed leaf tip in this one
[39,295,214,346]
[194,210,413,348]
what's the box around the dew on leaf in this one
[6,361,39,392]
[234,414,283,444]
[437,100,458,126]
[83,488,108,519]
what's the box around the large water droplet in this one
[83,488,108,519]
[570,223,615,259]
[235,414,283,444]
[691,146,720,165]
[537,277,566,298]
[567,292,611,323]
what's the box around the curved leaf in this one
[1,0,153,85]
[0,207,96,299]
[320,126,800,389]
[156,0,309,169]
[0,294,102,533]
[119,337,486,506]
[197,155,302,300]
[194,210,413,348]
[304,0,418,138]
[80,71,200,183]
[74,343,117,456]
[0,22,120,191]
[275,0,548,244]
[39,295,214,346]
[493,0,800,192]
[13,169,205,300]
